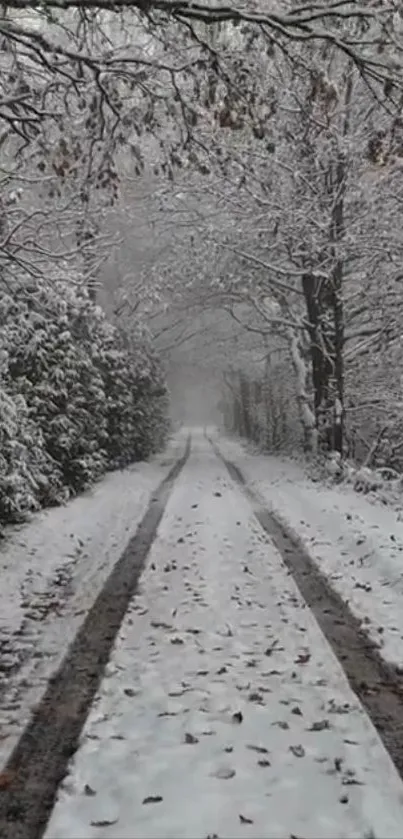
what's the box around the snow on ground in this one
[0,431,187,767]
[215,431,403,671]
[46,433,403,839]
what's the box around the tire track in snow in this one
[210,435,403,782]
[0,437,191,839]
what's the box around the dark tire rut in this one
[211,437,403,782]
[0,438,190,839]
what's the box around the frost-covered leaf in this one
[289,745,305,758]
[212,766,236,780]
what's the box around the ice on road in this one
[46,434,403,839]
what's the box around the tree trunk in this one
[328,153,345,455]
[287,325,317,454]
[301,269,344,454]
[239,374,252,439]
[301,145,345,456]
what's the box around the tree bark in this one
[287,325,318,454]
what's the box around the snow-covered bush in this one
[0,280,169,526]
[0,379,66,524]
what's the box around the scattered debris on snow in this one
[217,432,403,670]
[0,433,187,767]
[46,434,403,839]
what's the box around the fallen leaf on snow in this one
[308,719,330,732]
[247,744,269,754]
[328,700,350,714]
[90,819,119,827]
[248,691,264,704]
[143,795,163,804]
[295,652,311,665]
[239,814,254,824]
[289,745,305,758]
[185,732,199,744]
[273,720,289,730]
[212,767,236,780]
[342,775,363,786]
[265,641,281,656]
[151,620,173,630]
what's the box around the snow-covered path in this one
[215,433,403,670]
[45,432,403,839]
[0,433,186,771]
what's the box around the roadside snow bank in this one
[216,433,403,671]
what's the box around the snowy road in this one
[0,431,187,769]
[42,432,403,839]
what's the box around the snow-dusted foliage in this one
[99,325,170,467]
[0,383,62,523]
[221,359,301,454]
[0,281,169,525]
